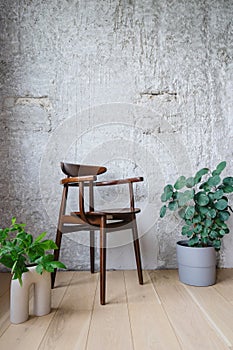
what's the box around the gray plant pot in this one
[176,240,216,286]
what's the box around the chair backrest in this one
[61,162,107,177]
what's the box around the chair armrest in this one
[95,176,143,187]
[61,175,97,185]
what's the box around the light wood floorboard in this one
[214,269,233,302]
[1,269,233,350]
[0,273,12,336]
[149,270,229,350]
[86,271,133,350]
[39,271,98,350]
[125,270,181,350]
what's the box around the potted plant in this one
[0,217,66,323]
[160,161,233,286]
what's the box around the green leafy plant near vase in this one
[0,217,67,324]
[0,217,66,285]
[160,161,233,286]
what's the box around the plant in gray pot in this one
[160,161,233,286]
[0,217,66,323]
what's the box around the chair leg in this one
[132,217,143,285]
[90,230,95,273]
[52,185,68,288]
[51,228,62,289]
[100,216,106,305]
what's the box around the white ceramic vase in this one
[10,266,51,324]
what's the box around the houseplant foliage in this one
[0,217,66,285]
[160,161,233,250]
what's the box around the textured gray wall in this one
[0,0,233,270]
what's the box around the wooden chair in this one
[51,162,144,305]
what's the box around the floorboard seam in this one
[184,285,232,348]
[123,271,135,350]
[148,270,183,350]
[84,273,99,350]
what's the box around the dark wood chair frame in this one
[52,162,144,305]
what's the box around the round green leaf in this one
[208,208,217,218]
[177,190,194,206]
[194,168,209,184]
[201,229,208,238]
[214,199,228,210]
[218,211,230,221]
[223,177,233,186]
[197,205,208,215]
[194,224,202,233]
[186,177,195,188]
[164,184,173,194]
[161,193,166,202]
[185,219,192,225]
[185,206,195,219]
[188,236,200,246]
[182,225,192,235]
[212,240,221,250]
[213,189,224,200]
[195,192,209,206]
[215,219,228,228]
[160,205,167,218]
[201,237,209,245]
[207,175,221,187]
[193,215,202,223]
[219,229,226,236]
[161,192,169,202]
[168,201,178,211]
[208,192,215,201]
[204,219,212,227]
[178,208,186,219]
[222,185,233,193]
[174,176,186,190]
[210,230,217,239]
[187,230,194,237]
[162,185,173,201]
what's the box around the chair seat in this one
[71,207,140,220]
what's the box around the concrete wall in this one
[1,0,233,270]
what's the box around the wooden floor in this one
[1,269,233,350]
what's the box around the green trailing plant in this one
[160,161,233,250]
[0,217,66,285]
